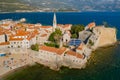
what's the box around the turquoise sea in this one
[1,12,120,80]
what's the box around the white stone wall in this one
[22,39,30,48]
[90,27,117,49]
[38,50,63,69]
[38,36,49,45]
[29,37,37,46]
[10,39,30,48]
[62,54,86,69]
[0,45,9,48]
[37,49,87,69]
[0,35,5,43]
[76,49,84,54]
[63,33,71,43]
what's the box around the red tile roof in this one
[2,24,10,26]
[0,42,10,45]
[66,50,84,59]
[15,30,30,36]
[40,34,47,37]
[39,46,66,55]
[77,43,84,50]
[40,26,52,29]
[9,37,23,41]
[87,22,96,28]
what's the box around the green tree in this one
[44,43,59,48]
[71,24,85,38]
[103,21,109,27]
[49,29,62,43]
[49,32,55,42]
[89,40,94,46]
[31,43,39,51]
[71,34,77,38]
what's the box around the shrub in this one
[31,44,39,51]
[44,43,59,48]
[89,40,94,46]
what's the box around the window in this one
[66,39,68,42]
[73,60,75,62]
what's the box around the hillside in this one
[1,0,120,12]
[22,0,77,11]
[22,0,120,12]
[0,0,38,12]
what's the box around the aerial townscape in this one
[0,13,117,77]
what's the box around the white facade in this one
[9,39,30,48]
[38,34,49,45]
[0,34,5,43]
[62,50,87,69]
[63,32,71,43]
[9,30,38,48]
[38,50,61,66]
[38,46,66,69]
[38,46,87,69]
[76,45,92,58]
[58,24,72,34]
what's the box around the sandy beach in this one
[0,49,35,79]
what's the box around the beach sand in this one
[0,52,34,79]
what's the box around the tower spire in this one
[53,12,57,31]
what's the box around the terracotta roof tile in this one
[77,43,84,50]
[15,30,30,36]
[0,42,10,45]
[66,50,84,59]
[40,34,47,37]
[39,46,66,55]
[40,26,52,29]
[87,22,96,28]
[2,24,10,26]
[9,37,23,41]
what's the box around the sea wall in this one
[97,28,116,47]
[31,51,87,70]
[88,27,117,49]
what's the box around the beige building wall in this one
[62,54,87,69]
[10,39,30,48]
[93,27,117,48]
[0,34,5,43]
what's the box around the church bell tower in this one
[53,12,57,31]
